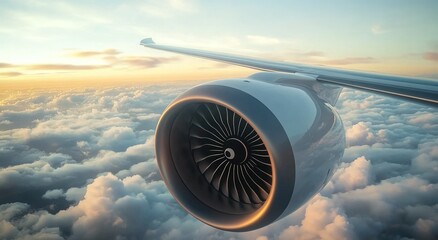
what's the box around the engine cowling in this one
[155,77,345,231]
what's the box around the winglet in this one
[140,38,155,46]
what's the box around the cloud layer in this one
[0,83,437,239]
[0,49,179,77]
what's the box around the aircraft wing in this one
[140,38,438,106]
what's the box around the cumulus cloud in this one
[0,107,56,130]
[408,112,438,126]
[65,187,86,203]
[43,189,65,200]
[279,196,357,240]
[411,140,438,182]
[97,126,139,152]
[0,174,221,240]
[346,122,376,146]
[0,83,436,239]
[322,156,374,194]
[0,85,186,211]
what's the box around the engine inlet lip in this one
[155,83,296,231]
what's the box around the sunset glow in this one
[1,0,437,87]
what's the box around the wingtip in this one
[140,38,155,45]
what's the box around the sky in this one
[0,1,438,240]
[1,0,438,85]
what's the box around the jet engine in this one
[155,73,345,231]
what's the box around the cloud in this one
[345,122,376,146]
[0,86,178,209]
[411,140,438,182]
[68,48,179,68]
[114,56,179,68]
[0,84,436,239]
[68,49,121,58]
[25,64,108,70]
[423,52,438,62]
[97,126,140,152]
[333,176,437,239]
[0,202,30,221]
[279,196,357,240]
[0,173,219,240]
[42,189,65,200]
[0,107,56,130]
[0,48,179,77]
[408,112,438,129]
[322,156,374,194]
[65,187,86,203]
[0,63,13,68]
[0,71,22,77]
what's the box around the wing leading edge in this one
[140,38,438,106]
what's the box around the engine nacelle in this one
[155,76,345,231]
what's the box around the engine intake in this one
[190,103,272,205]
[155,77,345,231]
